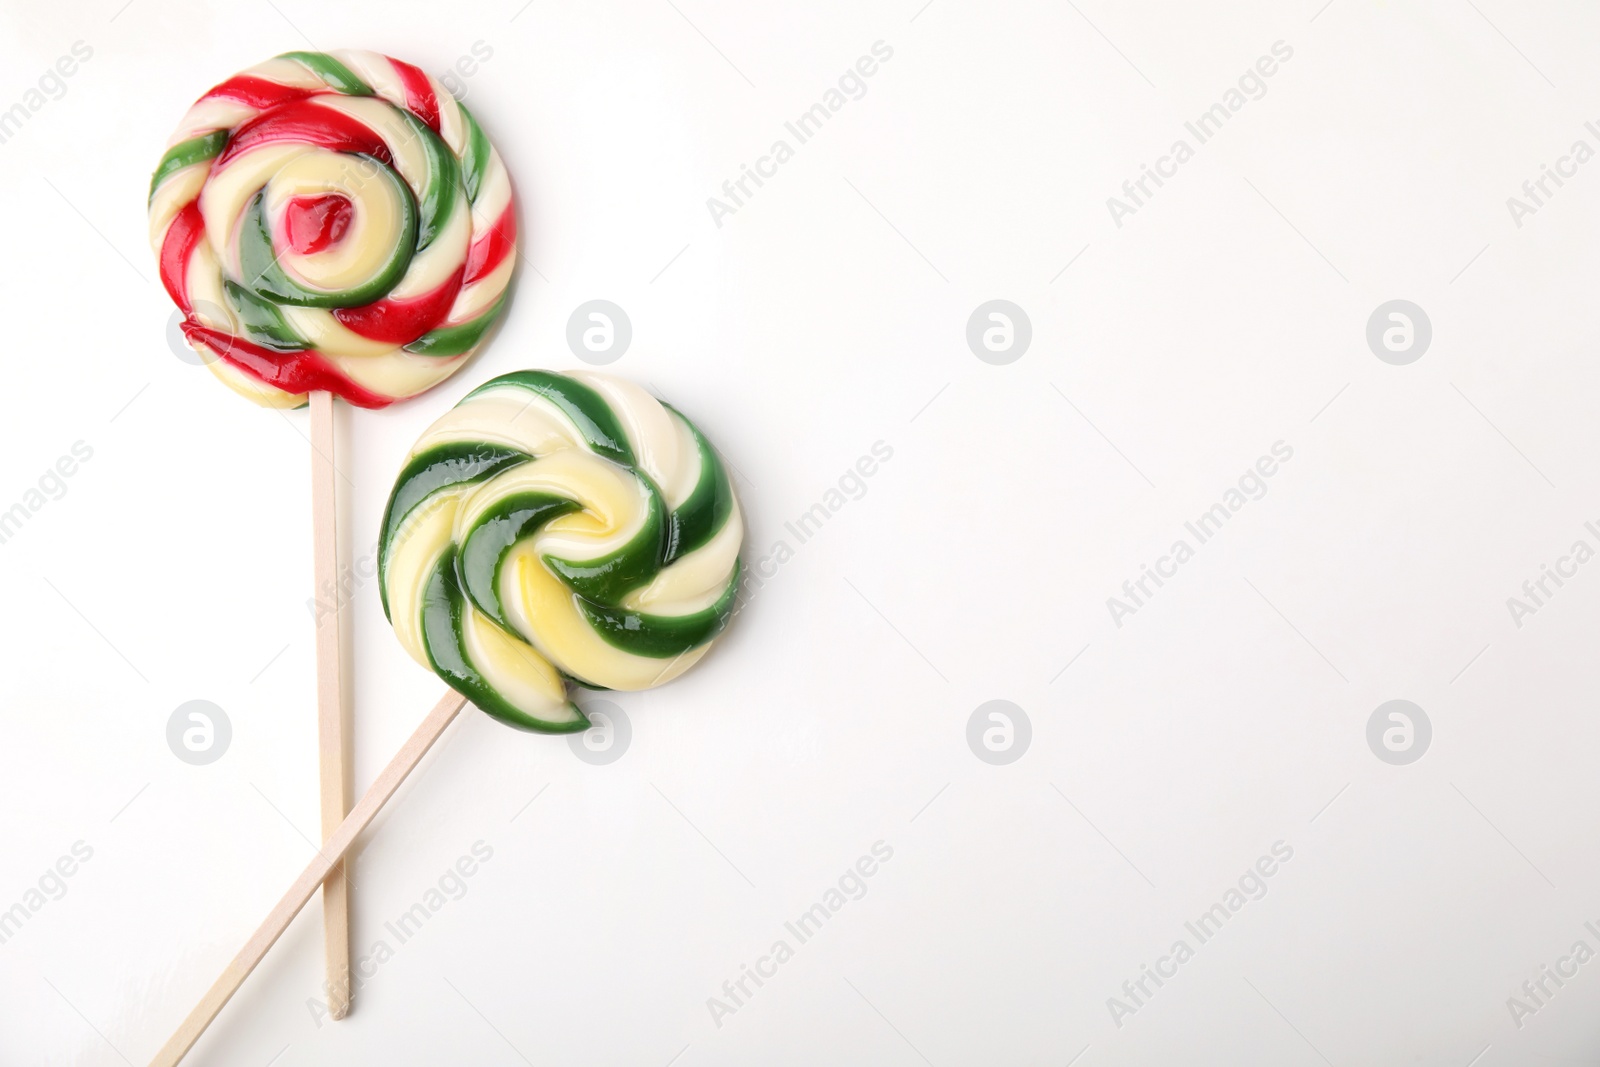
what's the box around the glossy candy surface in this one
[379,371,745,731]
[149,50,518,408]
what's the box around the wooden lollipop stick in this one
[149,689,467,1067]
[309,390,352,1019]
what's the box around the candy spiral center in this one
[282,193,354,254]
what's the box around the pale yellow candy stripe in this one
[322,348,489,413]
[460,603,579,725]
[309,95,431,207]
[327,52,469,184]
[410,390,587,462]
[204,354,304,408]
[331,349,468,398]
[149,164,208,254]
[446,257,513,327]
[330,51,413,119]
[261,149,406,293]
[384,492,462,664]
[435,84,466,156]
[471,149,513,221]
[167,98,255,147]
[457,453,648,565]
[245,56,329,90]
[199,143,307,278]
[164,57,321,147]
[623,494,744,614]
[386,189,470,299]
[569,371,698,508]
[501,541,709,691]
[280,306,398,359]
[184,242,234,332]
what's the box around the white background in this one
[3,0,1599,1064]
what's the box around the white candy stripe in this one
[307,95,432,205]
[446,256,514,326]
[386,190,470,299]
[200,142,307,277]
[185,242,234,331]
[419,72,456,120]
[570,372,697,508]
[246,56,327,89]
[385,493,460,662]
[331,349,468,397]
[437,93,466,155]
[281,307,397,358]
[148,163,207,253]
[472,154,512,217]
[623,495,744,614]
[457,453,649,564]
[330,50,408,109]
[204,355,305,408]
[461,603,577,724]
[413,390,587,460]
[168,99,254,147]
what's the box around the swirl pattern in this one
[149,50,517,408]
[379,371,744,731]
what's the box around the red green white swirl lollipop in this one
[149,49,517,409]
[147,49,520,1025]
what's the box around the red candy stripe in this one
[463,202,516,286]
[389,59,441,134]
[159,201,205,313]
[333,267,465,344]
[216,98,391,168]
[184,324,396,410]
[203,75,316,112]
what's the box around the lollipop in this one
[151,371,743,1066]
[149,48,516,408]
[149,49,517,1019]
[380,369,744,730]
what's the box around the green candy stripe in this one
[577,560,742,659]
[542,479,666,605]
[237,169,418,309]
[378,442,531,619]
[662,410,734,565]
[403,291,506,358]
[398,110,461,253]
[149,130,228,203]
[463,371,635,466]
[223,279,308,351]
[559,669,611,691]
[456,492,582,631]
[459,103,492,205]
[420,547,588,733]
[278,51,374,96]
